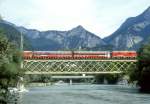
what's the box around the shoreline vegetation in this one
[0,29,23,104]
[128,43,150,93]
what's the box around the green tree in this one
[129,43,150,93]
[0,29,23,103]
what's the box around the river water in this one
[18,84,150,104]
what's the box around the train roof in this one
[24,51,110,52]
[112,51,136,52]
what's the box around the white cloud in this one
[0,0,150,38]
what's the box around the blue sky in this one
[0,0,150,38]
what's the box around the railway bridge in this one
[23,59,137,75]
[23,59,137,84]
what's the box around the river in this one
[17,84,150,104]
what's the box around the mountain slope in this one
[0,20,32,50]
[104,7,150,50]
[18,25,106,51]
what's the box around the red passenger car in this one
[32,51,73,59]
[73,51,110,59]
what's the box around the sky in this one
[0,0,150,38]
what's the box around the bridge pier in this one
[51,75,94,84]
[17,77,27,92]
[69,79,72,85]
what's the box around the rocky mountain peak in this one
[141,6,150,21]
[13,24,105,50]
[143,6,150,14]
[72,25,85,31]
[76,25,84,28]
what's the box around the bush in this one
[129,43,150,93]
[0,29,23,102]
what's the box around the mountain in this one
[1,6,150,51]
[18,25,106,51]
[104,7,150,50]
[0,20,32,50]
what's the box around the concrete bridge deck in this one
[51,75,94,79]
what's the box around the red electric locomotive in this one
[111,51,137,59]
[23,51,33,59]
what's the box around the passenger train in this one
[23,51,137,59]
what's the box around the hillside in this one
[104,7,150,50]
[0,20,32,50]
